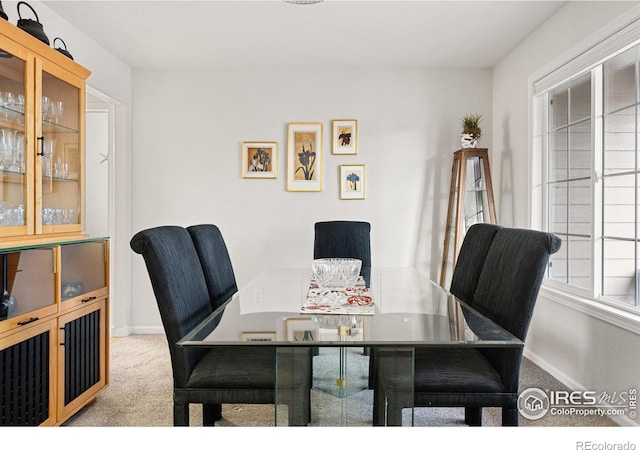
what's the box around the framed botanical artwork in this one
[286,318,319,343]
[340,164,366,200]
[240,331,277,342]
[332,119,357,155]
[287,122,323,191]
[242,141,277,178]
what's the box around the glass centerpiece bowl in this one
[312,258,362,290]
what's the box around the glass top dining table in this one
[179,267,521,348]
[178,267,522,426]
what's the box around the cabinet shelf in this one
[42,120,79,134]
[42,175,79,183]
[0,170,25,183]
[0,116,25,132]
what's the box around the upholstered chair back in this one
[130,226,212,387]
[187,224,238,310]
[449,223,502,305]
[314,221,372,285]
[472,228,562,341]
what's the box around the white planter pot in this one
[461,133,479,148]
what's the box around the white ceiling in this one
[45,0,568,70]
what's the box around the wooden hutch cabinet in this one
[0,18,109,425]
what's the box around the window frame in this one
[544,71,597,296]
[529,7,640,333]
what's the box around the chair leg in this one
[286,389,310,426]
[368,348,376,390]
[276,347,311,426]
[373,388,404,426]
[464,406,482,426]
[386,405,403,426]
[203,403,222,426]
[174,403,189,426]
[372,387,385,426]
[502,408,518,426]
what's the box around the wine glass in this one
[41,96,51,122]
[1,128,16,170]
[11,133,24,173]
[0,92,14,120]
[14,94,25,125]
[43,139,56,177]
[50,100,63,124]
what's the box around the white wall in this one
[492,1,640,426]
[85,109,109,238]
[130,68,492,330]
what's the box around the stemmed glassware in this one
[10,133,24,173]
[50,100,63,124]
[41,97,64,125]
[41,96,50,122]
[0,92,25,124]
[14,94,25,125]
[0,128,16,171]
[0,92,14,120]
[43,138,56,177]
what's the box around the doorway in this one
[86,86,118,332]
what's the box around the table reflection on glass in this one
[178,267,522,426]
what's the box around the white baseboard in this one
[129,326,165,335]
[110,326,132,337]
[110,326,165,336]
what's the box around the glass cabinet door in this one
[0,247,56,331]
[0,42,31,238]
[59,241,107,309]
[38,64,83,236]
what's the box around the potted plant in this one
[460,113,482,148]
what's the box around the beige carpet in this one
[63,334,616,427]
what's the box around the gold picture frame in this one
[340,164,366,200]
[286,318,319,342]
[287,122,323,192]
[240,331,277,342]
[242,141,277,179]
[332,119,357,155]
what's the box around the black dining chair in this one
[313,220,373,381]
[314,220,372,286]
[187,224,237,311]
[449,223,502,305]
[130,225,311,426]
[368,223,502,392]
[372,226,561,426]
